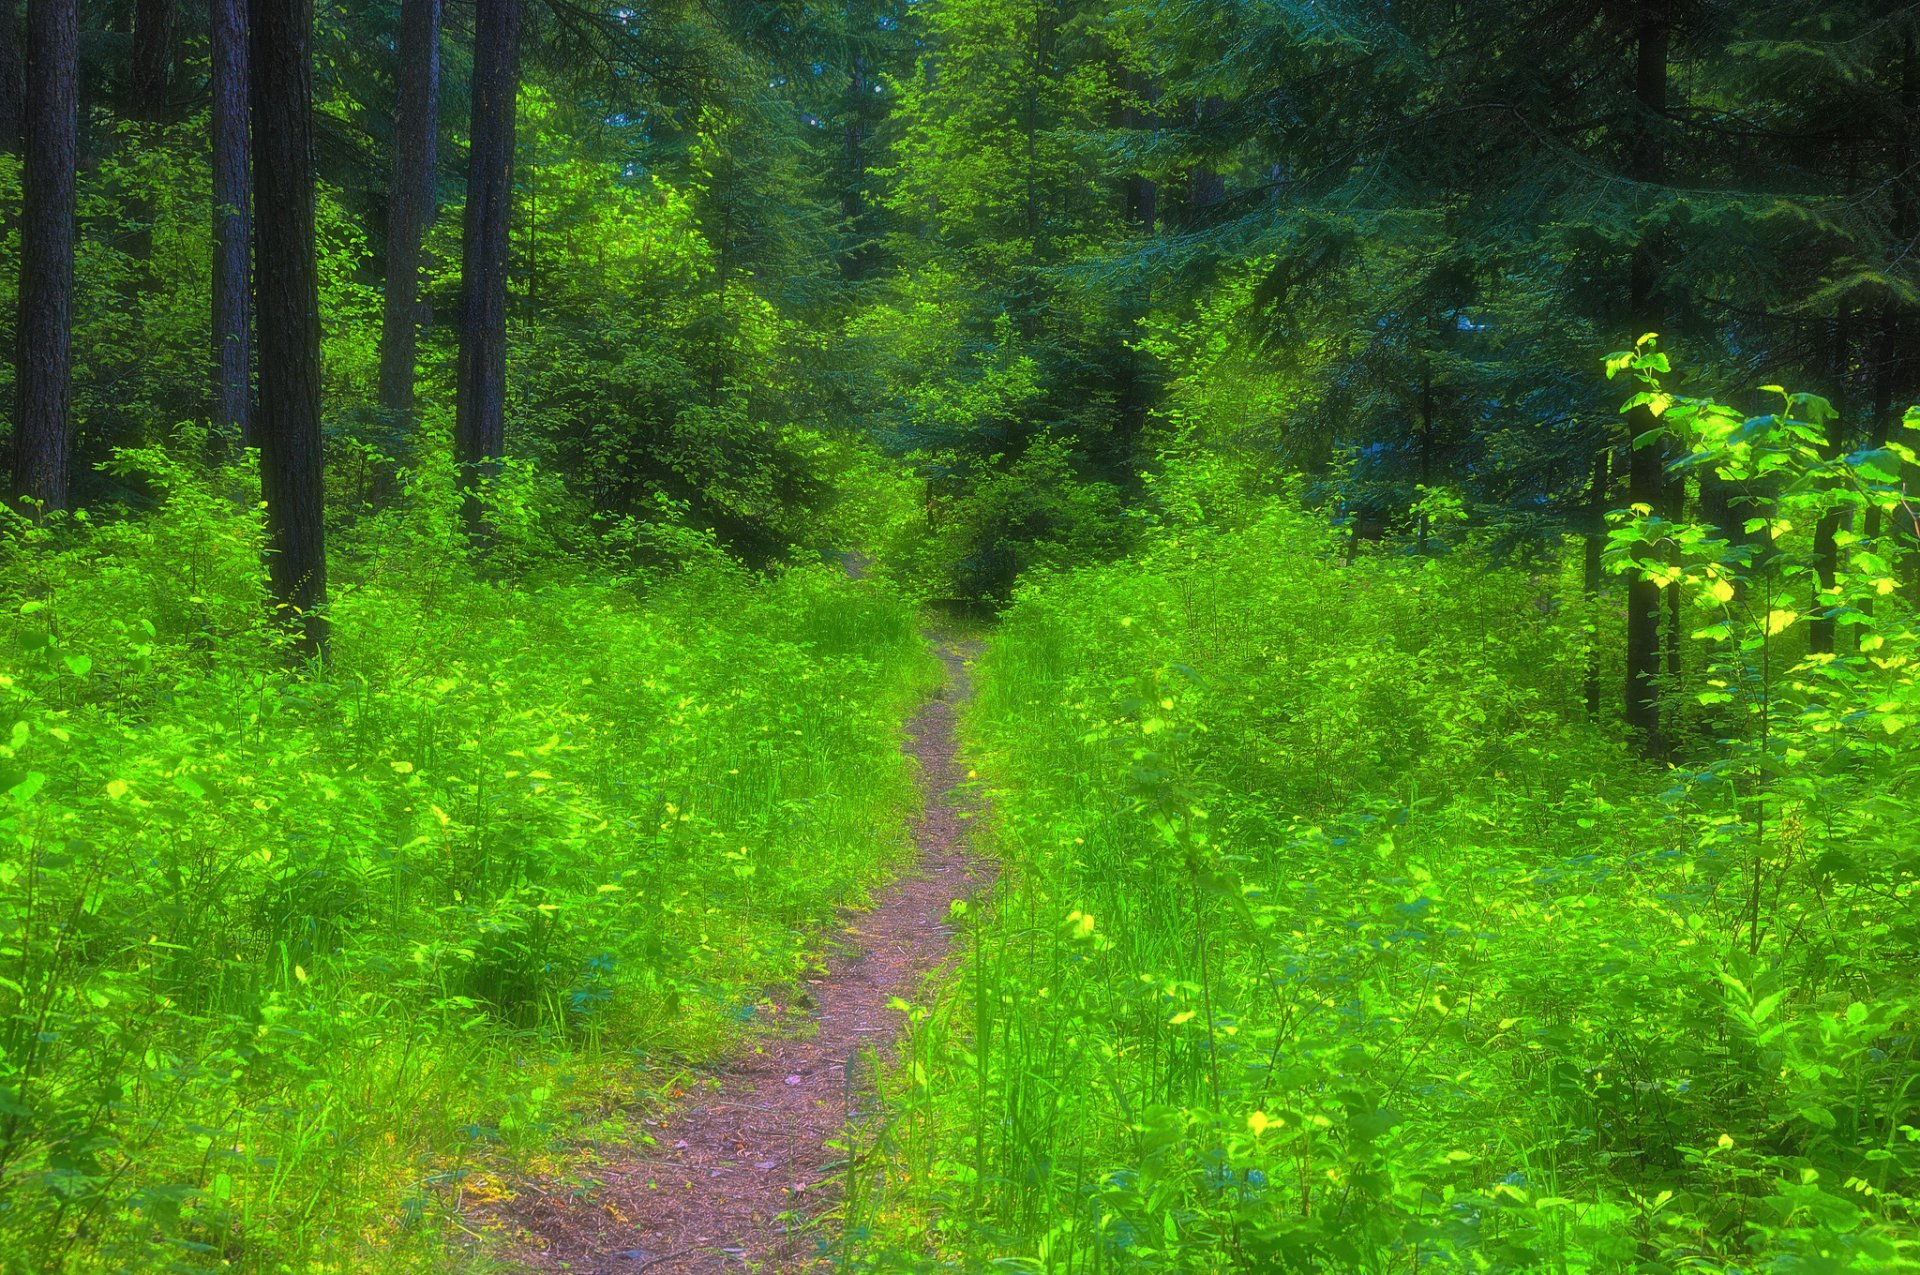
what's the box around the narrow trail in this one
[513,637,987,1274]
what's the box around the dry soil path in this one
[511,637,987,1274]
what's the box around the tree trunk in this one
[840,53,872,281]
[453,0,519,540]
[129,0,175,120]
[1184,97,1226,225]
[11,0,77,515]
[1112,68,1157,458]
[1809,308,1852,655]
[1121,70,1158,234]
[1623,0,1670,757]
[1584,447,1610,718]
[376,0,441,421]
[0,1,23,154]
[211,0,250,444]
[1892,33,1920,605]
[1664,475,1684,696]
[1416,369,1435,552]
[249,0,328,659]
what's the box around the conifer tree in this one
[211,0,250,443]
[249,0,328,657]
[454,0,520,538]
[11,0,77,514]
[377,0,442,425]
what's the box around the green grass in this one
[846,502,1919,1273]
[0,448,939,1272]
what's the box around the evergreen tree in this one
[377,0,441,426]
[211,0,251,443]
[455,0,520,538]
[11,0,76,514]
[250,0,329,657]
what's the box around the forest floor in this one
[507,636,987,1273]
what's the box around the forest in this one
[0,0,1914,1270]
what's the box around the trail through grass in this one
[846,508,1919,1273]
[513,637,988,1274]
[0,458,938,1272]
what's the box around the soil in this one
[507,637,987,1273]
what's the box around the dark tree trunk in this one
[376,0,441,420]
[1809,309,1851,655]
[1183,97,1226,224]
[1120,70,1158,233]
[249,0,328,659]
[129,0,175,120]
[1623,0,1670,757]
[211,0,250,444]
[11,0,77,515]
[1112,69,1157,457]
[839,54,872,281]
[1891,34,1920,605]
[1584,447,1611,718]
[0,1,23,153]
[1416,369,1435,552]
[1624,438,1665,753]
[1664,476,1684,697]
[1809,508,1841,654]
[1884,30,1919,448]
[453,0,519,539]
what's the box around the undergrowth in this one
[846,365,1920,1271]
[0,442,937,1272]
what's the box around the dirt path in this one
[511,638,987,1274]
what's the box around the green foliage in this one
[0,450,936,1271]
[398,89,838,565]
[12,3,1920,1269]
[845,281,1136,598]
[844,385,1920,1269]
[1606,336,1920,954]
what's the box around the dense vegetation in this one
[0,449,935,1268]
[0,0,1914,1270]
[847,351,1920,1270]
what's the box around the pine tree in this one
[129,0,174,120]
[0,1,21,154]
[377,0,441,425]
[211,0,251,444]
[249,0,328,657]
[11,0,77,514]
[454,0,520,539]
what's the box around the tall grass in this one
[0,445,938,1271]
[848,499,1918,1272]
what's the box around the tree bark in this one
[1584,447,1610,718]
[1664,475,1684,694]
[11,0,77,515]
[249,0,328,658]
[840,53,873,281]
[454,0,519,539]
[0,1,23,154]
[129,0,175,120]
[1623,0,1670,757]
[211,0,251,444]
[1121,69,1158,233]
[1110,69,1158,460]
[1891,33,1920,605]
[1183,97,1226,225]
[377,0,441,420]
[1809,308,1852,655]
